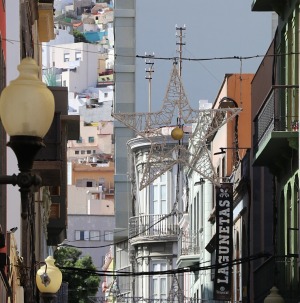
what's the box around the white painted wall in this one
[6,0,21,247]
[51,42,99,92]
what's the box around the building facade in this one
[126,133,186,301]
[251,0,299,301]
[114,0,136,299]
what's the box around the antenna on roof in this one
[145,52,155,112]
[175,24,186,77]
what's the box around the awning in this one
[205,234,216,253]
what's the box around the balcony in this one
[253,256,299,301]
[253,86,298,171]
[177,230,200,267]
[129,214,179,245]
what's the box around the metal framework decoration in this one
[113,63,241,190]
[168,273,185,302]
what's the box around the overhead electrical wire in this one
[60,170,182,249]
[56,252,272,277]
[2,38,299,63]
[59,210,174,249]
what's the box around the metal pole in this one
[175,25,186,78]
[145,53,154,113]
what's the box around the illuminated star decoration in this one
[113,63,242,190]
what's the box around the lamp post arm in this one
[0,174,18,186]
[0,172,42,218]
[0,172,42,187]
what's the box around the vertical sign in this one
[214,183,233,301]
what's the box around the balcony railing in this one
[178,230,200,256]
[253,86,298,154]
[129,214,179,243]
[253,256,299,301]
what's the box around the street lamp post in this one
[36,256,63,303]
[0,57,55,216]
[0,57,55,301]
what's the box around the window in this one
[88,136,95,143]
[75,150,79,155]
[64,53,70,62]
[75,52,82,61]
[86,181,93,187]
[104,231,113,241]
[152,173,167,215]
[87,150,92,154]
[77,137,83,143]
[90,230,100,241]
[151,261,168,301]
[75,230,89,241]
[81,150,85,155]
[104,92,108,98]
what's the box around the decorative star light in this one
[113,63,241,190]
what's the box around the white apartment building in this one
[177,100,215,302]
[49,42,99,92]
[126,133,187,301]
[42,26,74,70]
[67,118,114,161]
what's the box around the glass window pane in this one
[153,278,158,298]
[90,230,100,241]
[105,231,113,241]
[153,264,159,271]
[161,185,166,200]
[151,262,168,302]
[153,185,158,201]
[161,278,167,295]
[160,173,166,182]
[153,200,159,214]
[84,231,89,240]
[161,200,167,214]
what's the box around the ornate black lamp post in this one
[0,57,55,301]
[0,57,55,217]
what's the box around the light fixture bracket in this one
[8,135,45,173]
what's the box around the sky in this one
[135,0,273,112]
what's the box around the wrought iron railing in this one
[129,214,179,240]
[178,230,200,256]
[253,255,299,302]
[253,86,298,153]
[253,256,275,301]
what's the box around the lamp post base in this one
[40,293,57,303]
